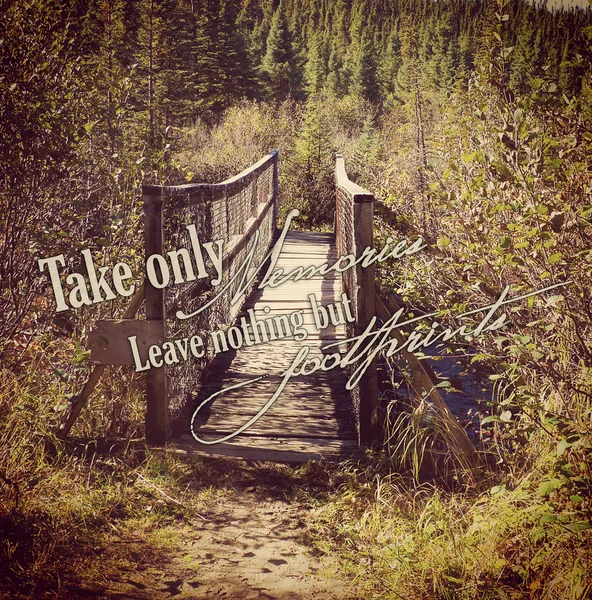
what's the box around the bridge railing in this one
[335,154,379,445]
[142,150,279,444]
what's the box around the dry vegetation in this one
[1,1,591,596]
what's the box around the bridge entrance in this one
[66,151,386,461]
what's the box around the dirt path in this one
[74,460,358,600]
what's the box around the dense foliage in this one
[1,0,591,597]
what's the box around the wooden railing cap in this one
[142,150,278,198]
[335,154,374,203]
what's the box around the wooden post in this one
[143,186,168,445]
[353,193,378,445]
[334,154,379,446]
[271,150,279,230]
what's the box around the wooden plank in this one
[194,413,356,440]
[198,375,352,398]
[171,228,358,461]
[193,398,352,418]
[194,380,352,418]
[172,435,359,463]
[89,319,163,366]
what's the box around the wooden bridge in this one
[184,229,358,461]
[142,151,378,462]
[66,151,475,464]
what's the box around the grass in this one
[301,461,592,600]
[0,356,222,598]
[1,91,591,599]
[0,357,349,599]
[1,348,590,599]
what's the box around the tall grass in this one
[305,462,591,599]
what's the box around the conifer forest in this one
[1,0,591,598]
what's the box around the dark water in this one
[377,342,494,444]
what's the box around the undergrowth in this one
[303,461,591,599]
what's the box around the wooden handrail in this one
[141,151,280,445]
[335,154,374,202]
[143,150,278,197]
[334,153,476,460]
[335,154,379,445]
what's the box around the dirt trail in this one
[76,460,358,600]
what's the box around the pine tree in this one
[289,97,335,226]
[304,31,330,95]
[248,0,275,67]
[217,0,258,106]
[379,29,402,106]
[398,18,430,232]
[326,33,346,97]
[261,1,301,101]
[423,15,461,95]
[558,37,583,97]
[509,15,538,95]
[349,30,380,103]
[325,0,350,97]
[192,0,226,113]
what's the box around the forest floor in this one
[54,455,360,600]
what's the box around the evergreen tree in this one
[133,0,166,151]
[398,18,430,232]
[349,30,380,103]
[379,29,402,106]
[261,1,301,101]
[217,0,259,106]
[423,15,461,95]
[248,0,276,67]
[288,97,334,226]
[305,31,330,95]
[325,0,350,97]
[509,14,539,94]
[326,33,346,96]
[558,36,584,97]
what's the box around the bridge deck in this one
[176,231,358,462]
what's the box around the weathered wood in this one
[375,294,477,464]
[143,150,278,197]
[354,196,378,445]
[195,413,357,440]
[335,154,374,202]
[89,319,164,366]
[143,189,168,445]
[335,154,379,446]
[185,231,356,461]
[174,434,359,463]
[197,374,353,417]
[58,283,146,439]
[142,151,279,446]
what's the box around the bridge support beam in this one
[143,186,169,445]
